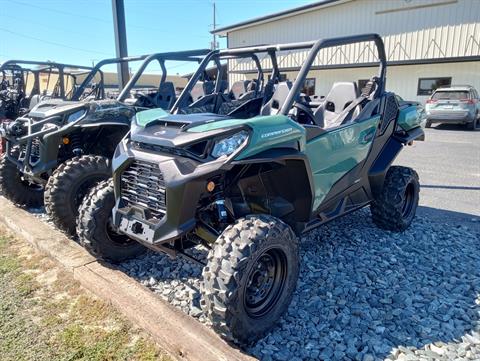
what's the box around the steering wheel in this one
[135,93,160,108]
[290,100,316,125]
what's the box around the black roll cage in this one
[281,33,386,114]
[172,33,386,115]
[73,50,209,102]
[115,49,210,103]
[172,48,278,112]
[0,60,95,100]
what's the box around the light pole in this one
[112,0,129,89]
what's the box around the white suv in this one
[425,85,479,130]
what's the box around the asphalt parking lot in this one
[395,124,480,232]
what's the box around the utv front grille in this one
[133,142,190,157]
[120,160,166,221]
[19,137,41,165]
[132,141,207,160]
[30,138,41,163]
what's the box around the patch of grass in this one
[0,237,19,274]
[71,294,113,323]
[0,230,169,361]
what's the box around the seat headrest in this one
[190,82,205,101]
[230,81,247,99]
[260,81,292,115]
[324,82,359,114]
[157,82,176,107]
[159,81,175,93]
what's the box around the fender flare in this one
[231,148,314,227]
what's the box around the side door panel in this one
[305,115,380,211]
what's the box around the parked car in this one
[425,85,480,130]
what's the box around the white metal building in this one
[213,0,480,102]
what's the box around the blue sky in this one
[0,0,313,74]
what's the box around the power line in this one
[0,27,112,56]
[8,0,110,24]
[0,13,99,39]
[7,0,186,33]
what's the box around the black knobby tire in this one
[45,155,111,234]
[201,215,299,344]
[76,179,146,263]
[371,165,420,232]
[0,150,44,207]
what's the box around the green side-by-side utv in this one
[76,34,424,344]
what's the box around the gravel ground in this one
[115,209,480,361]
[16,203,480,360]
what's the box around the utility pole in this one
[211,1,218,50]
[112,0,129,89]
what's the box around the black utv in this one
[0,50,209,235]
[0,60,96,122]
[78,34,424,344]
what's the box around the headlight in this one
[211,130,248,158]
[67,109,86,123]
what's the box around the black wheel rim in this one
[402,183,415,218]
[72,176,106,207]
[244,248,288,318]
[105,218,135,247]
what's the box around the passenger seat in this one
[260,81,292,116]
[313,82,359,128]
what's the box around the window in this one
[417,77,451,96]
[358,79,369,90]
[268,73,287,83]
[432,90,469,100]
[301,78,316,96]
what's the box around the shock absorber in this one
[70,132,83,156]
[212,179,228,223]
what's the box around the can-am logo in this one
[261,128,293,139]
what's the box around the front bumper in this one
[112,141,227,246]
[1,116,64,181]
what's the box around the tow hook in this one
[131,221,145,235]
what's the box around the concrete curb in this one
[0,197,255,361]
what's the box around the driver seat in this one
[156,82,176,109]
[260,81,292,116]
[313,82,359,128]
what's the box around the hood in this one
[28,99,135,125]
[130,109,306,157]
[131,110,236,148]
[29,100,86,118]
[135,108,232,128]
